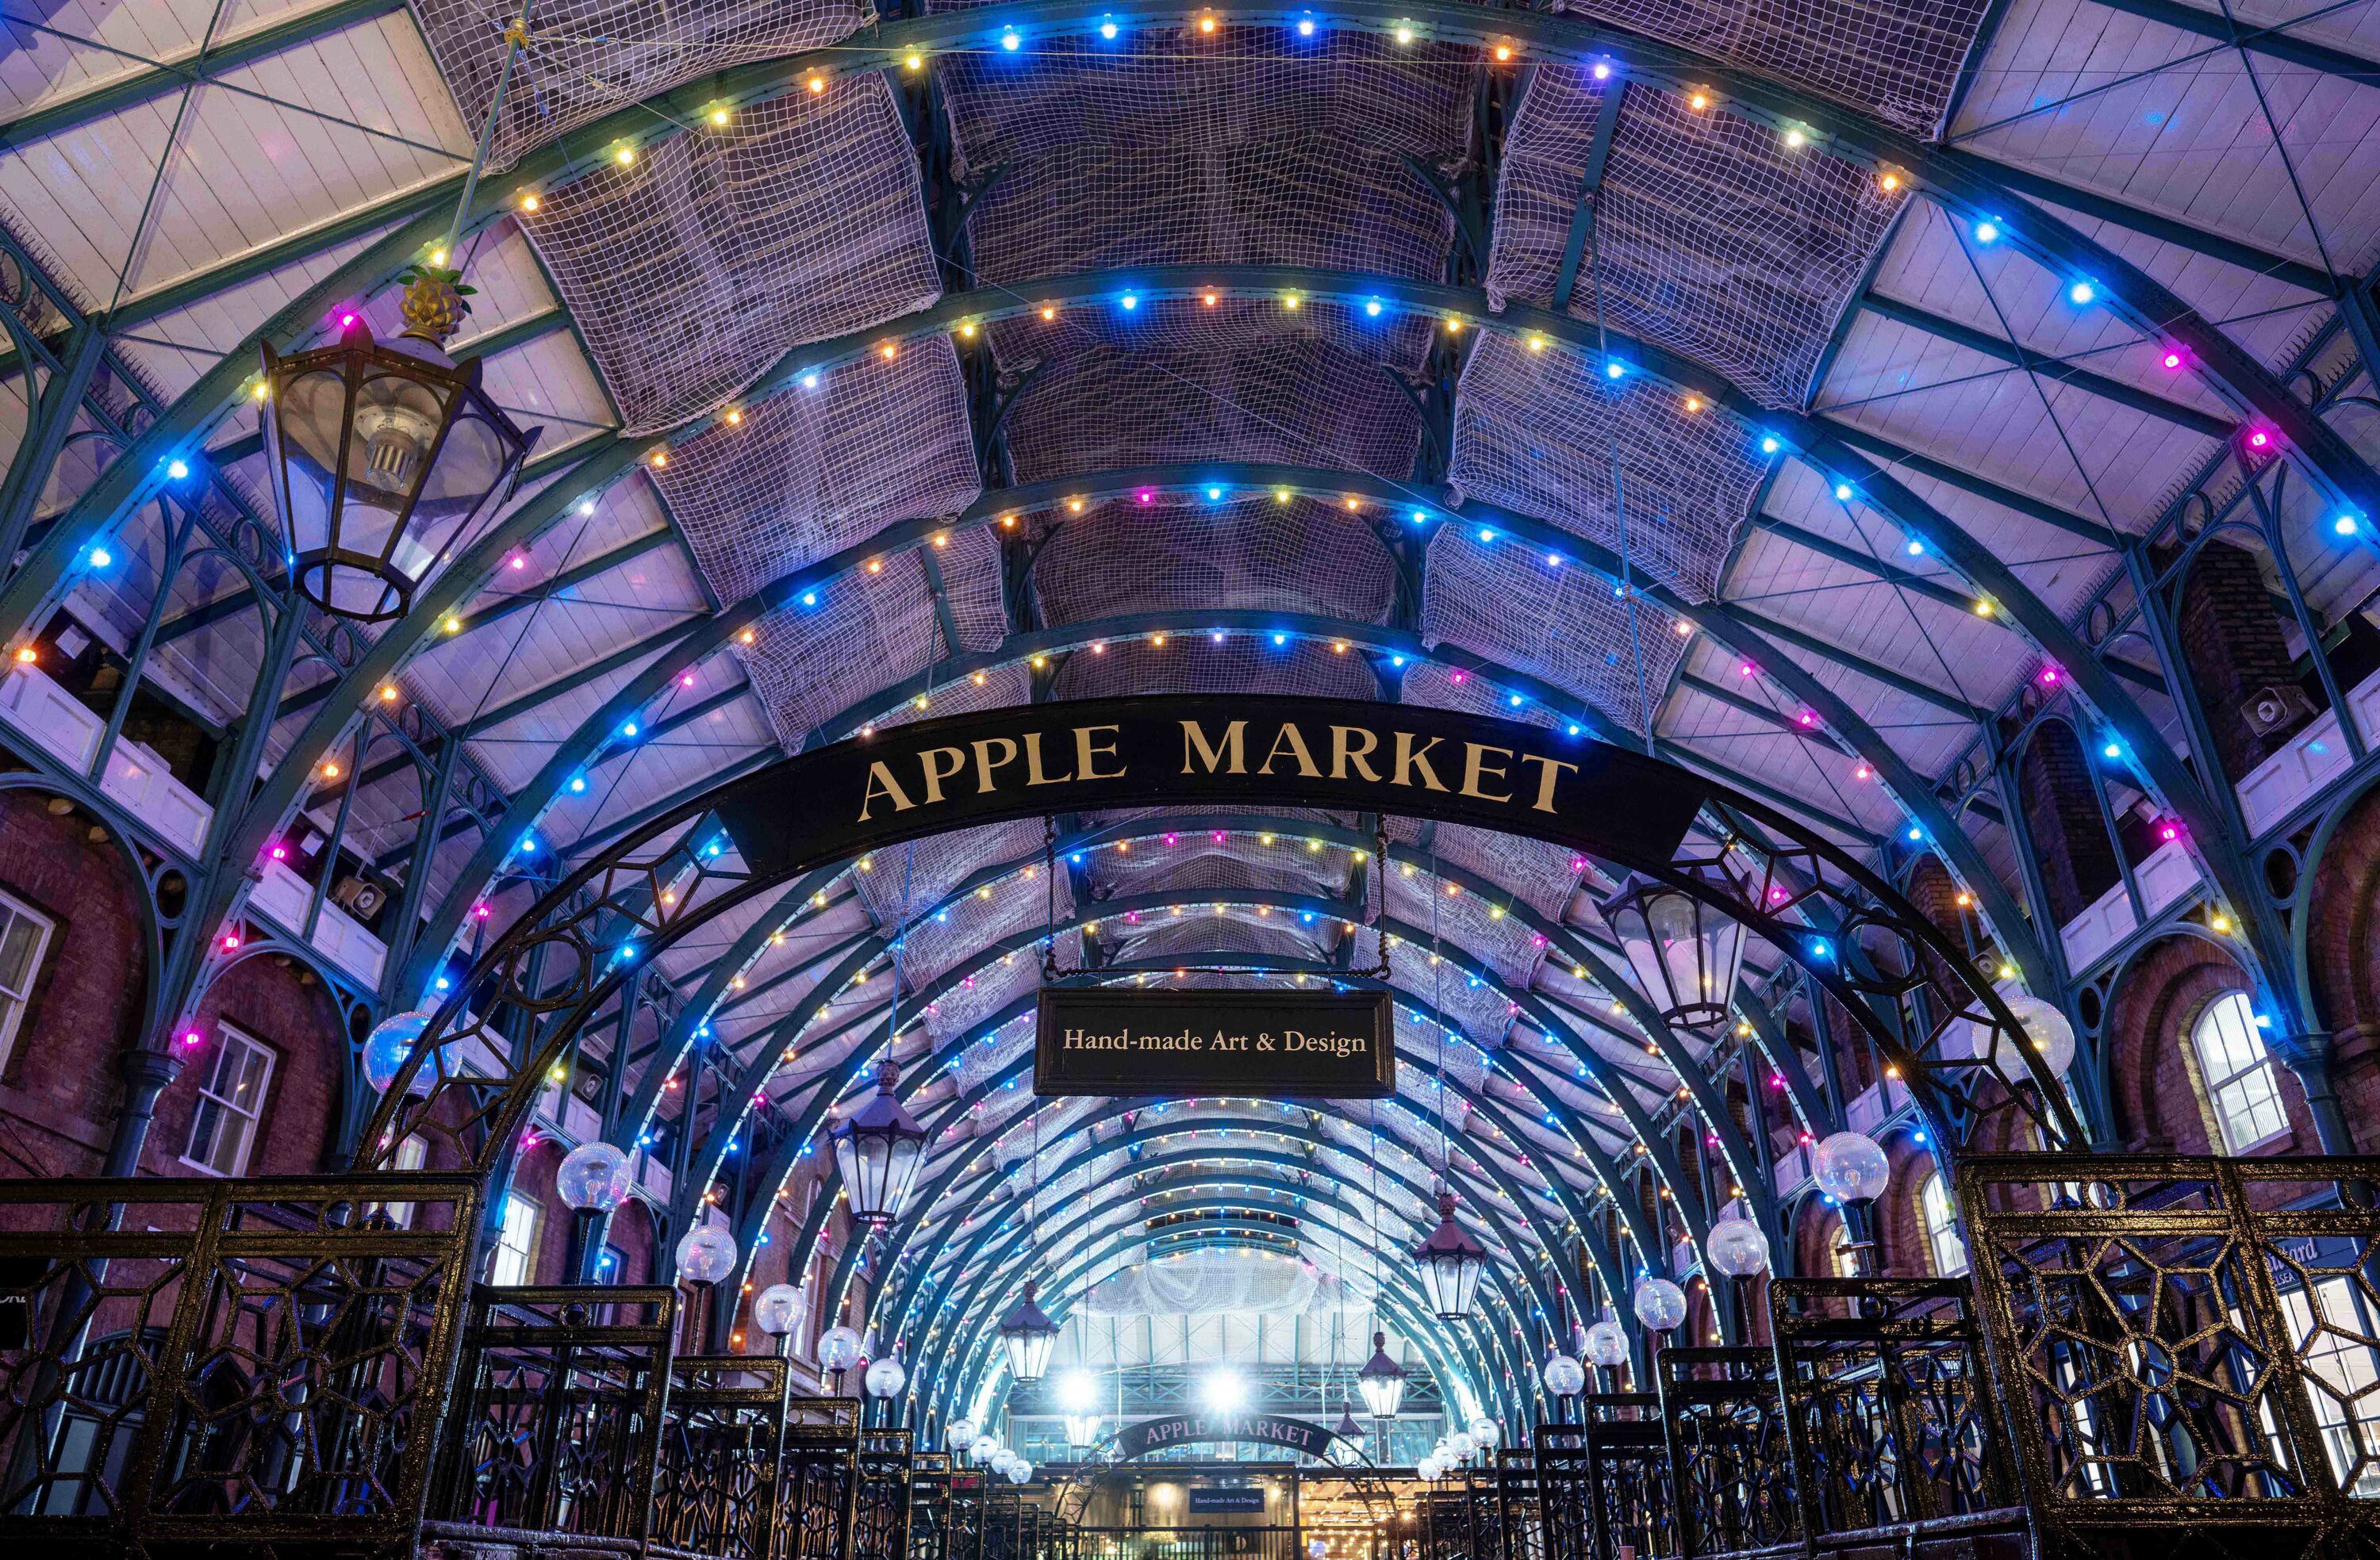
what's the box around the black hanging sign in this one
[1110,1412,1343,1462]
[712,695,1706,883]
[1188,1489,1271,1514]
[1035,987,1393,1098]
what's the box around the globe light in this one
[819,1324,865,1373]
[1812,1130,1891,1204]
[1633,1278,1687,1332]
[360,1010,438,1093]
[555,1140,634,1211]
[946,1419,979,1452]
[259,270,536,621]
[1004,1459,1033,1485]
[674,1222,739,1285]
[1412,1191,1488,1320]
[1417,1456,1442,1481]
[1598,866,1751,1030]
[865,1356,908,1399]
[831,1060,930,1224]
[997,1281,1061,1384]
[1541,1352,1587,1397]
[752,1283,802,1336]
[1583,1309,1630,1367]
[1357,1332,1407,1418]
[1705,1209,1772,1279]
[1310,1539,1330,1560]
[1468,1417,1499,1447]
[1997,992,2079,1078]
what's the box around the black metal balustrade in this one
[1653,1347,1799,1560]
[1537,1395,1676,1560]
[654,1355,798,1559]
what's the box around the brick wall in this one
[2305,785,2380,1150]
[2100,934,2319,1155]
[2175,540,2306,782]
[144,952,351,1179]
[2016,719,2121,924]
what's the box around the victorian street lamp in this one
[259,266,537,621]
[1598,867,1752,1031]
[1412,1191,1487,1321]
[1357,1331,1407,1424]
[831,1060,930,1225]
[997,1280,1060,1385]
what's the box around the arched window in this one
[2190,991,2289,1152]
[1919,1172,1967,1277]
[1827,1221,1860,1278]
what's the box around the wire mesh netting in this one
[1449,330,1760,598]
[413,0,865,171]
[935,26,1468,283]
[1029,494,1399,626]
[1554,0,1992,135]
[1422,523,1685,735]
[1090,830,1351,903]
[896,869,1073,987]
[1405,819,1586,921]
[652,339,981,604]
[1111,910,1325,967]
[990,298,1434,481]
[1050,634,1380,701]
[854,818,1050,927]
[523,79,940,431]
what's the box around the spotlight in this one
[1200,1369,1249,1415]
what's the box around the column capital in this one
[117,1045,185,1096]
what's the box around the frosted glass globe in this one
[818,1324,865,1372]
[865,1356,908,1399]
[1310,1539,1330,1560]
[1812,1130,1891,1204]
[1541,1353,1586,1397]
[1004,1459,1032,1485]
[1583,1317,1630,1366]
[1706,1216,1772,1279]
[1468,1417,1498,1447]
[1445,1432,1473,1459]
[947,1419,979,1451]
[1633,1278,1687,1332]
[555,1141,634,1211]
[752,1283,801,1336]
[360,1010,436,1093]
[1999,993,2078,1079]
[674,1222,738,1284]
[1416,1458,1441,1481]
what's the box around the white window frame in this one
[490,1191,541,1286]
[1919,1171,1969,1277]
[2190,992,2291,1153]
[1828,1221,1860,1278]
[178,1024,275,1177]
[367,1135,429,1228]
[0,885,55,1072]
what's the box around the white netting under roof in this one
[1388,878,1537,1031]
[1386,857,1555,990]
[739,531,1004,748]
[411,0,863,171]
[855,818,1050,926]
[897,872,1073,987]
[990,301,1433,480]
[1406,821,1586,921]
[957,1010,1036,1092]
[1052,636,1380,701]
[1449,331,1759,599]
[1557,0,1990,134]
[1421,526,1683,735]
[937,28,1465,283]
[1396,1010,1491,1094]
[523,79,940,431]
[653,342,981,604]
[1085,1250,1368,1317]
[1111,910,1324,967]
[1029,496,1399,626]
[1092,832,1349,903]
[922,947,1044,1041]
[1565,83,1903,406]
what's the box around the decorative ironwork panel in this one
[428,1283,673,1543]
[782,1395,862,1560]
[855,1424,916,1560]
[1770,1275,2014,1534]
[1958,1152,2380,1551]
[0,1174,478,1558]
[1495,1446,1543,1560]
[911,1449,954,1560]
[656,1353,795,1560]
[1546,1396,1675,1560]
[1653,1347,1798,1560]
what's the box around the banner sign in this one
[1036,987,1393,1098]
[1110,1412,1344,1462]
[712,696,1705,883]
[1188,1489,1270,1514]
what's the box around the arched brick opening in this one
[148,950,351,1179]
[2172,539,2317,784]
[2102,935,2319,1156]
[2013,718,2121,926]
[2305,784,2380,1151]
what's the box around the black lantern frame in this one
[1412,1190,1488,1321]
[831,1060,931,1225]
[1598,864,1753,1032]
[1356,1330,1408,1420]
[997,1280,1061,1385]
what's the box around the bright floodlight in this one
[1200,1368,1249,1416]
[1058,1368,1100,1415]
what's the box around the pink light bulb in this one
[2038,665,2062,687]
[2162,351,2182,370]
[269,843,287,860]
[2248,429,2271,449]
[472,902,491,920]
[1737,661,1756,677]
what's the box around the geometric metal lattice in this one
[1655,1344,1803,1559]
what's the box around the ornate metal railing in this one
[910,1447,954,1560]
[1534,1397,1676,1560]
[654,1354,794,1559]
[1959,1153,2380,1554]
[428,1282,674,1542]
[1493,1446,1543,1560]
[1770,1275,2017,1535]
[1653,1347,1800,1560]
[854,1424,917,1560]
[0,1174,480,1556]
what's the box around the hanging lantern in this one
[831,1060,930,1225]
[1065,1411,1103,1449]
[1412,1191,1487,1320]
[997,1280,1061,1384]
[1597,867,1751,1031]
[1330,1407,1365,1464]
[259,267,536,622]
[1357,1332,1407,1419]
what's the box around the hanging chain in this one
[1367,820,1392,981]
[1040,813,1062,982]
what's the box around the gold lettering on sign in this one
[1521,753,1578,813]
[1460,742,1514,803]
[1076,724,1127,780]
[919,746,966,805]
[1258,723,1322,778]
[972,737,1019,794]
[1330,726,1382,781]
[1393,732,1449,791]
[1181,719,1248,775]
[1024,731,1073,786]
[858,761,916,820]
